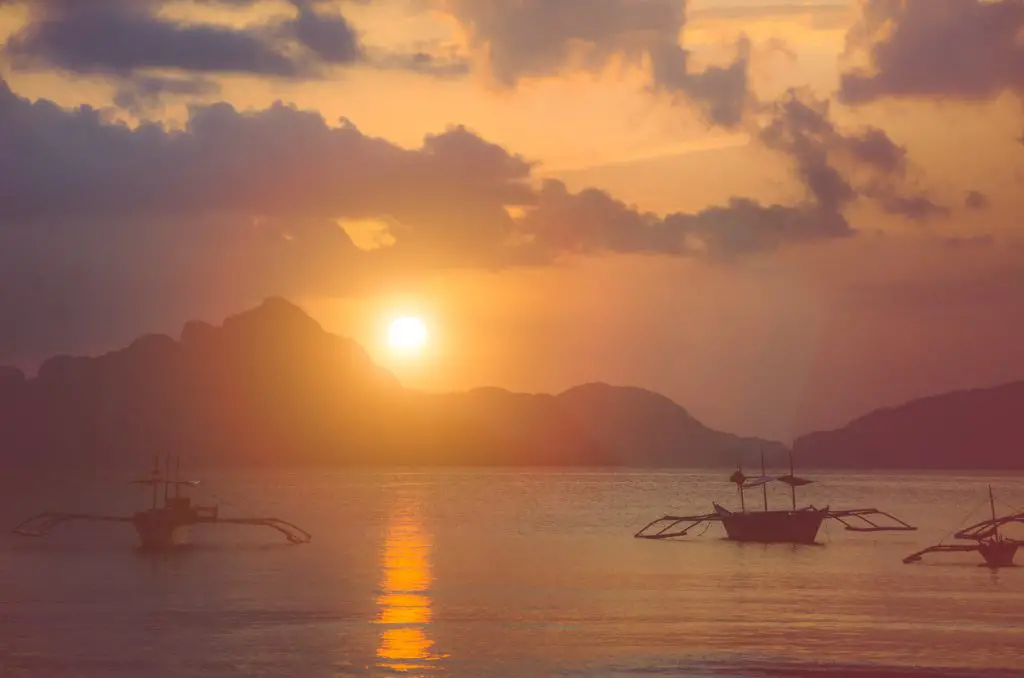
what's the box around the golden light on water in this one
[375,497,446,673]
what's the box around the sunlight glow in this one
[387,316,429,354]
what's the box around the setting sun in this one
[387,316,429,353]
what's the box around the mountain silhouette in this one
[5,298,1015,471]
[0,298,777,470]
[794,382,1024,470]
[555,383,785,466]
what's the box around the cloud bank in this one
[840,0,1024,104]
[840,0,1024,144]
[438,0,751,126]
[0,0,469,96]
[0,0,998,363]
[0,74,937,358]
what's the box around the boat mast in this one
[990,485,999,539]
[737,463,746,512]
[760,446,768,511]
[789,448,797,511]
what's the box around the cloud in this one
[965,190,991,211]
[0,0,466,94]
[283,0,364,64]
[756,90,948,221]
[438,0,751,126]
[431,2,952,224]
[112,75,223,116]
[0,75,536,355]
[839,0,1024,154]
[0,77,917,358]
[517,179,852,261]
[3,1,306,78]
[371,47,472,79]
[0,79,534,230]
[688,2,851,22]
[518,89,952,261]
[839,0,1024,104]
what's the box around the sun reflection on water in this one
[375,496,446,673]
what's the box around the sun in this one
[387,316,429,353]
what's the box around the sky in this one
[0,0,1022,442]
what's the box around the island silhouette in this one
[1,298,1021,470]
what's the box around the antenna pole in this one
[761,446,768,511]
[738,463,746,512]
[790,448,796,512]
[990,485,999,539]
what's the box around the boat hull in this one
[715,505,827,544]
[132,508,196,550]
[979,540,1018,568]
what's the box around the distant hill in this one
[5,298,1022,471]
[0,298,778,470]
[794,382,1024,470]
[556,383,785,466]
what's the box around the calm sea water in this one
[1,469,1023,677]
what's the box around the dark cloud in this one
[372,48,472,79]
[757,90,947,221]
[835,1,1012,200]
[284,0,363,64]
[441,0,751,126]
[0,0,464,93]
[0,75,536,357]
[869,191,950,221]
[3,1,305,77]
[0,78,884,358]
[0,81,533,228]
[689,2,850,22]
[518,180,849,261]
[965,190,991,211]
[113,75,222,116]
[839,0,1024,104]
[648,35,751,127]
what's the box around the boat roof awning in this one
[739,474,813,488]
[741,475,776,488]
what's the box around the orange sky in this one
[0,0,1022,441]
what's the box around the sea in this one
[1,469,1023,677]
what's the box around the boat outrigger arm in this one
[12,512,313,545]
[634,451,916,543]
[903,487,1023,568]
[12,455,312,548]
[634,503,917,540]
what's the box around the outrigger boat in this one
[12,455,311,550]
[634,450,916,545]
[903,486,1022,568]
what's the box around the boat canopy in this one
[129,478,200,486]
[777,475,813,487]
[740,475,776,488]
[730,472,813,489]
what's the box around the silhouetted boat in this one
[903,486,1022,568]
[634,449,916,544]
[12,455,311,550]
